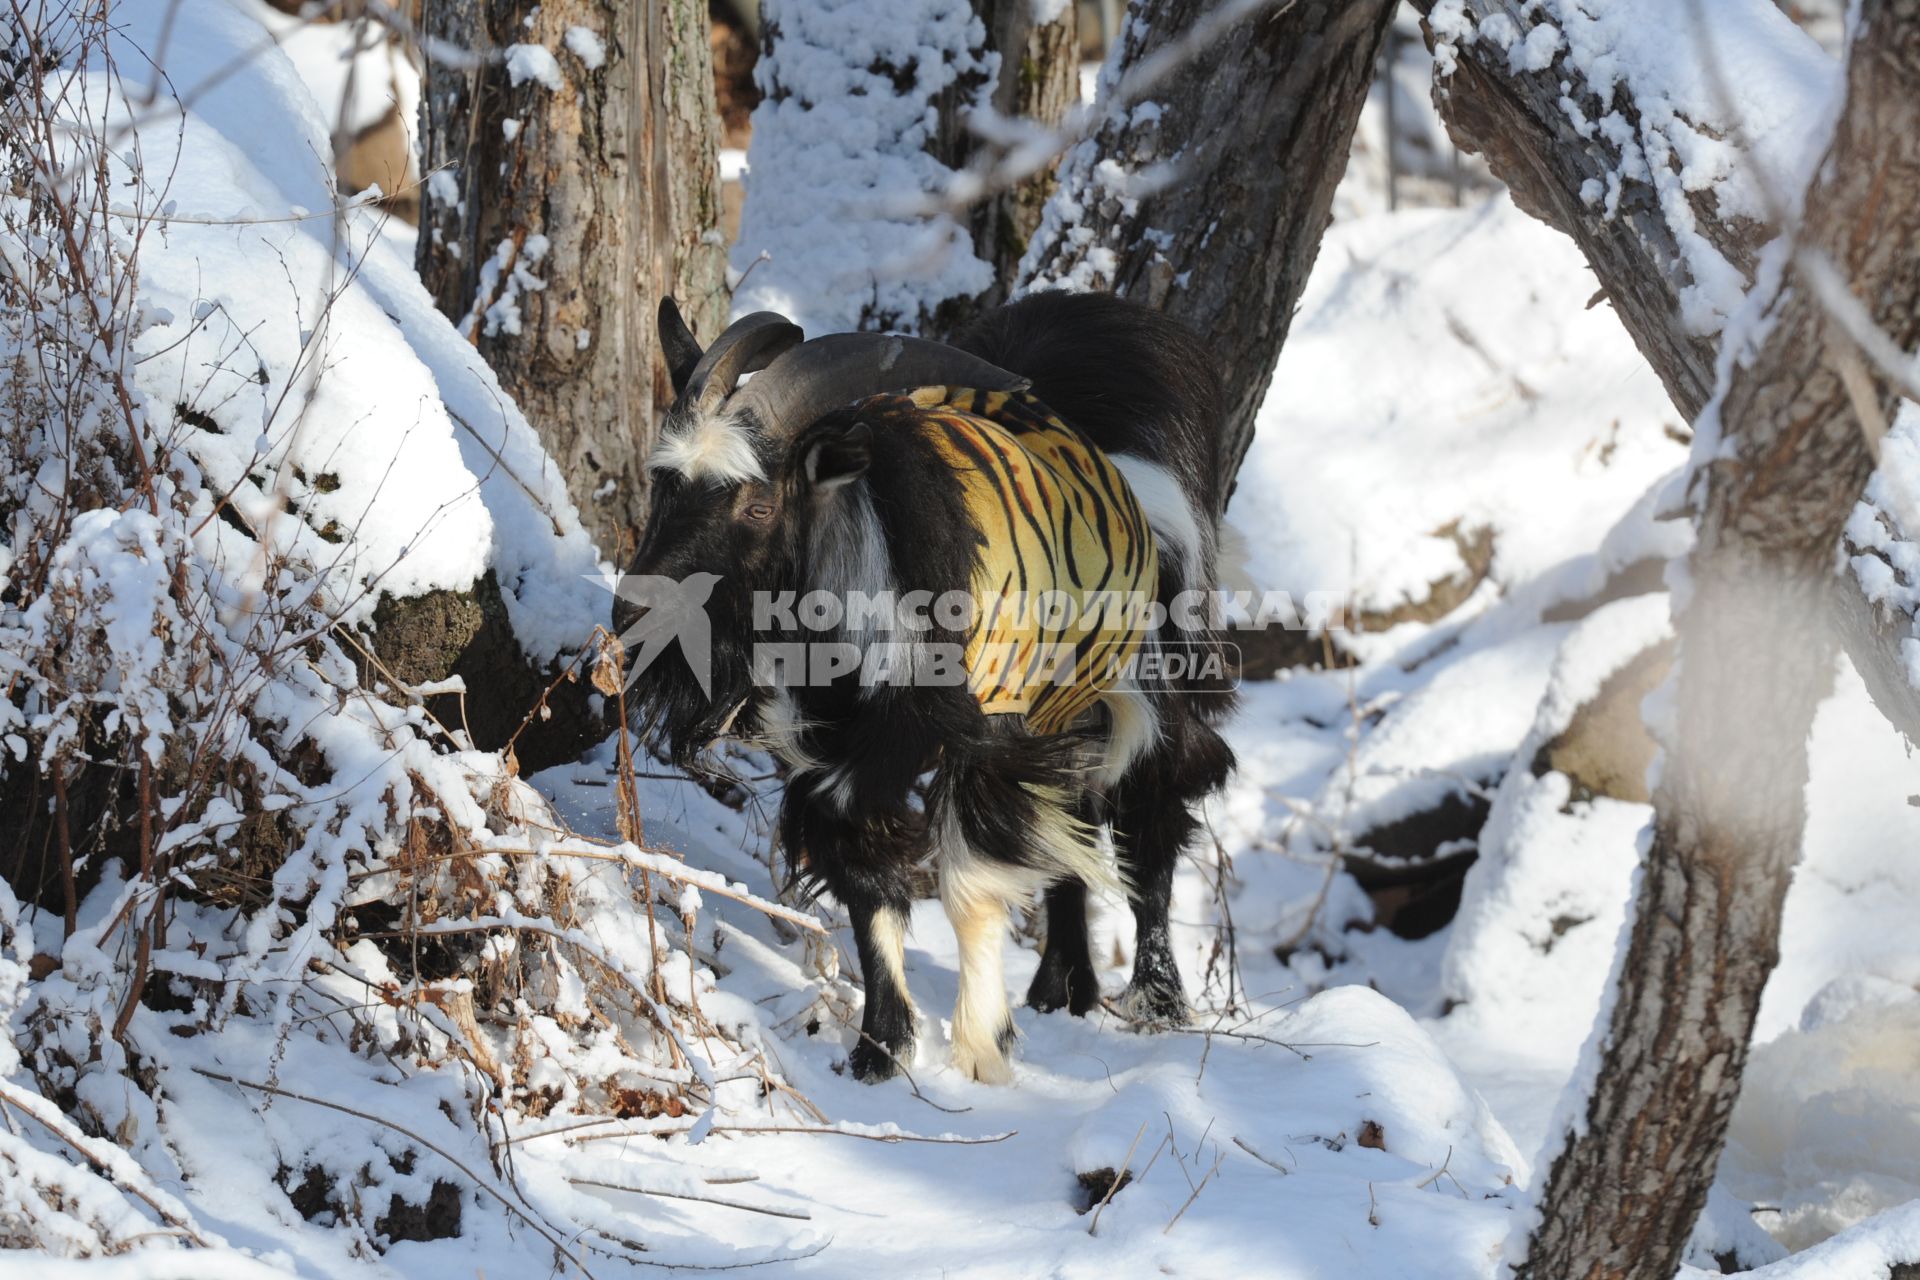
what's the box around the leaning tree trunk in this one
[417,0,726,564]
[1019,0,1399,506]
[1514,6,1920,1277]
[1406,0,1763,425]
[1411,0,1920,751]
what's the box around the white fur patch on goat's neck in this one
[651,410,765,484]
[809,481,895,665]
[1112,454,1210,591]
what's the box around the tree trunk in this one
[1409,0,1920,752]
[1514,6,1920,1277]
[417,0,725,564]
[1018,0,1399,506]
[934,0,1080,324]
[1405,0,1777,424]
[1836,514,1920,748]
[737,0,1073,340]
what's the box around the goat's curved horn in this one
[658,296,706,396]
[728,333,1030,438]
[683,311,805,415]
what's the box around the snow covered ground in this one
[498,179,1920,1280]
[4,2,1917,1277]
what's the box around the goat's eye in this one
[744,501,774,522]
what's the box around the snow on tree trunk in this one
[1409,0,1836,424]
[417,0,725,563]
[1513,6,1920,1277]
[1018,0,1398,507]
[934,0,1081,327]
[1836,505,1920,749]
[734,0,997,336]
[1410,0,1920,755]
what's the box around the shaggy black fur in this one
[624,292,1237,1082]
[960,294,1238,1033]
[953,290,1229,520]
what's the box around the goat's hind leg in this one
[1111,800,1187,1026]
[1026,778,1106,1016]
[1112,715,1234,1027]
[1025,878,1099,1015]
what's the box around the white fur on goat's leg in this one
[868,904,913,1016]
[941,878,1015,1085]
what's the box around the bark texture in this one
[1407,0,1762,423]
[417,0,725,564]
[1020,0,1399,506]
[1411,0,1920,752]
[959,0,1080,309]
[1514,6,1920,1277]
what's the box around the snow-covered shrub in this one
[0,6,806,1266]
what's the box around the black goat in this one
[619,291,1234,1084]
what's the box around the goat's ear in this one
[804,421,871,492]
[658,296,703,396]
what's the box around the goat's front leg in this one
[938,864,1017,1085]
[843,886,916,1082]
[783,783,919,1083]
[934,754,1107,1083]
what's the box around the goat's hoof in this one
[1026,963,1100,1017]
[1117,980,1188,1029]
[950,1042,1014,1085]
[848,1036,912,1083]
[949,1017,1016,1084]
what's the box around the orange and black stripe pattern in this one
[891,384,1159,736]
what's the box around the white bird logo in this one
[605,572,722,698]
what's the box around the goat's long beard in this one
[626,634,755,769]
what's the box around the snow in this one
[504,43,564,92]
[731,0,998,334]
[1204,173,1919,1269]
[1724,984,1920,1251]
[1676,1202,1920,1280]
[518,752,1530,1279]
[1232,194,1686,619]
[1440,593,1671,1077]
[6,1,1917,1276]
[113,4,603,655]
[564,26,607,72]
[236,0,420,144]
